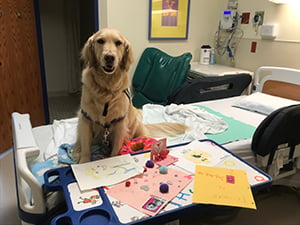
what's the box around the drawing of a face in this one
[184,149,211,164]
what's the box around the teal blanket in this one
[195,105,256,144]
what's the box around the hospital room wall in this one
[1,1,299,224]
[98,0,227,78]
[99,0,300,75]
[218,0,300,71]
[0,2,225,224]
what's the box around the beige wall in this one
[217,0,300,72]
[99,0,300,75]
[99,0,227,77]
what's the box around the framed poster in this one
[149,0,190,40]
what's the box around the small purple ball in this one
[145,160,155,168]
[159,183,169,193]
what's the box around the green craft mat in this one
[195,105,256,144]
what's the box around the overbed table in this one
[44,140,272,225]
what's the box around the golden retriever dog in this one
[72,28,188,163]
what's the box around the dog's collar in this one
[123,88,131,100]
[80,89,131,147]
[81,108,125,147]
[102,102,109,116]
[81,89,131,128]
[81,109,125,129]
[102,89,130,117]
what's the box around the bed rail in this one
[253,66,300,101]
[256,144,300,180]
[12,113,46,214]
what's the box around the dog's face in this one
[82,28,134,74]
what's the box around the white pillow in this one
[232,92,300,115]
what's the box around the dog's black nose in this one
[104,54,115,64]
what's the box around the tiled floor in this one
[179,186,300,225]
[48,93,81,122]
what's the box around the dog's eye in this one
[115,40,122,46]
[97,38,105,44]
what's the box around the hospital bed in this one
[12,66,300,224]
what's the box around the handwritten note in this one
[192,165,256,209]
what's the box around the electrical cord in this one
[214,10,244,61]
[214,26,243,61]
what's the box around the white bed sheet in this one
[28,95,300,197]
[197,96,266,127]
[32,125,53,162]
[14,66,300,221]
[32,96,266,165]
[192,96,267,164]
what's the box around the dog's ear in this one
[120,39,134,72]
[81,35,98,68]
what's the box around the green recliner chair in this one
[132,47,192,108]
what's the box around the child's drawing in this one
[71,154,144,191]
[68,182,102,211]
[169,140,230,173]
[85,162,136,179]
[184,149,212,164]
[106,165,192,216]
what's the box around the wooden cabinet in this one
[0,0,47,153]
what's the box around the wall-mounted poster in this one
[149,0,190,40]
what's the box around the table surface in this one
[45,140,272,225]
[190,62,253,77]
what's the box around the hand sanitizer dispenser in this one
[200,45,211,64]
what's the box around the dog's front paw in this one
[71,152,80,163]
[110,147,122,157]
[79,156,91,164]
[72,151,90,164]
[72,144,81,163]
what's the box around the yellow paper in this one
[192,165,256,209]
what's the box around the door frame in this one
[32,0,99,124]
[33,0,49,123]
